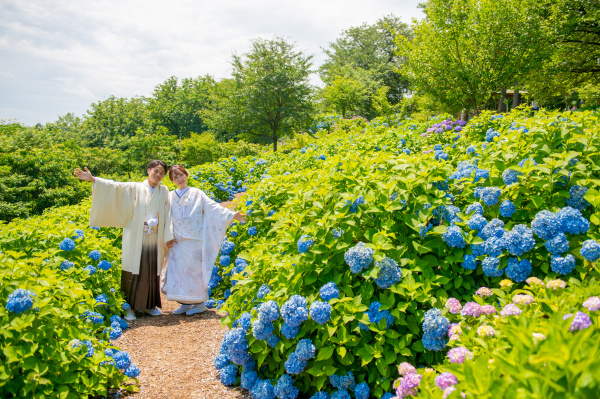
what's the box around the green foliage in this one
[0,200,136,397]
[321,71,368,118]
[203,37,314,151]
[207,108,600,397]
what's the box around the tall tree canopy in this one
[203,37,314,151]
[320,15,413,117]
[397,0,545,114]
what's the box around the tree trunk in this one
[272,133,278,152]
[512,89,521,108]
[497,88,507,113]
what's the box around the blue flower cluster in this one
[557,207,589,234]
[221,241,235,255]
[482,257,503,277]
[355,382,370,399]
[503,224,535,256]
[59,238,76,251]
[72,339,95,358]
[480,218,505,240]
[347,196,365,213]
[545,232,569,255]
[222,327,252,367]
[110,350,131,370]
[566,185,590,210]
[98,260,112,271]
[551,254,576,275]
[220,364,238,386]
[297,235,315,253]
[84,265,96,275]
[485,128,500,142]
[480,187,501,206]
[60,260,73,271]
[248,226,258,236]
[505,257,532,282]
[330,372,355,390]
[468,214,487,231]
[462,254,477,270]
[502,169,520,185]
[250,379,275,399]
[281,295,308,328]
[442,225,466,248]
[581,240,600,262]
[422,308,449,351]
[499,200,515,217]
[449,161,489,183]
[274,374,299,399]
[344,242,373,273]
[373,257,402,289]
[234,312,252,331]
[518,158,537,167]
[257,284,272,299]
[319,282,340,301]
[465,202,484,216]
[309,301,331,324]
[5,288,35,314]
[95,294,108,304]
[363,301,395,330]
[89,250,101,261]
[84,310,104,324]
[208,266,222,290]
[532,210,559,240]
[241,369,258,390]
[332,228,344,239]
[220,255,231,267]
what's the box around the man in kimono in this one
[74,160,174,320]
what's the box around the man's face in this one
[147,165,166,186]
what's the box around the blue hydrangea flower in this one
[544,232,569,255]
[252,319,274,340]
[557,207,590,235]
[503,224,536,256]
[348,196,365,213]
[505,258,532,282]
[471,243,486,257]
[319,282,340,301]
[309,301,331,324]
[274,374,299,399]
[330,372,356,390]
[248,226,258,236]
[236,312,252,331]
[295,339,316,361]
[98,260,112,271]
[122,303,131,311]
[532,210,559,240]
[284,352,307,374]
[355,382,370,399]
[257,284,271,299]
[566,185,590,210]
[482,257,504,277]
[480,218,506,240]
[332,228,344,239]
[281,295,308,327]
[551,254,576,275]
[60,261,74,271]
[434,144,442,151]
[442,225,466,248]
[344,242,373,273]
[381,393,394,399]
[499,200,516,218]
[83,265,97,275]
[297,235,315,253]
[223,328,251,366]
[111,350,131,370]
[250,379,275,399]
[268,209,276,217]
[241,369,258,390]
[480,187,501,206]
[281,322,300,339]
[220,255,231,267]
[502,169,520,185]
[258,300,280,322]
[462,254,477,270]
[485,129,499,142]
[205,299,216,309]
[484,236,505,257]
[59,238,76,251]
[266,334,280,348]
[331,390,351,399]
[366,301,395,329]
[95,294,108,304]
[216,299,225,309]
[230,231,238,237]
[422,308,449,351]
[468,214,487,231]
[72,229,85,240]
[310,392,330,399]
[473,187,484,199]
[374,257,402,289]
[5,288,35,314]
[220,364,238,386]
[120,319,129,330]
[89,250,101,261]
[581,240,600,262]
[518,158,537,167]
[221,241,235,255]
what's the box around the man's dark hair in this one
[147,160,168,174]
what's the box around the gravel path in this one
[115,193,248,399]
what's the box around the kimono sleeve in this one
[89,177,137,228]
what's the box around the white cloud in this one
[0,0,423,125]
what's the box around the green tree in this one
[397,0,545,114]
[320,15,413,116]
[148,75,214,139]
[321,71,368,117]
[82,96,150,147]
[203,37,314,151]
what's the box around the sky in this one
[0,0,424,126]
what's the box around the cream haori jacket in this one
[89,177,174,276]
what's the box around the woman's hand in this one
[166,240,174,249]
[74,167,95,183]
[233,211,247,223]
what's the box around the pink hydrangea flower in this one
[546,279,566,290]
[500,304,522,316]
[481,305,497,315]
[445,298,462,314]
[435,372,458,391]
[475,287,493,297]
[583,296,600,312]
[396,373,422,398]
[513,294,534,305]
[461,302,482,317]
[526,277,544,286]
[447,347,472,364]
[397,362,417,376]
[532,332,546,340]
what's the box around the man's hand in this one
[74,167,95,183]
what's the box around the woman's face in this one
[147,165,166,187]
[172,170,188,188]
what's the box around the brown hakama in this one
[121,226,162,311]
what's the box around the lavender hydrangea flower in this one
[448,347,472,364]
[435,372,458,391]
[500,304,522,316]
[396,373,422,398]
[569,311,592,331]
[582,296,600,312]
[461,302,482,317]
[445,298,462,314]
[398,362,417,376]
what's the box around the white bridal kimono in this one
[164,187,235,303]
[89,177,173,276]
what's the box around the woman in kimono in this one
[74,160,174,320]
[163,165,246,315]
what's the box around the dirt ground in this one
[114,193,248,399]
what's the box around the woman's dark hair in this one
[147,160,168,174]
[168,164,189,182]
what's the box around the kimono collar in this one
[144,179,160,196]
